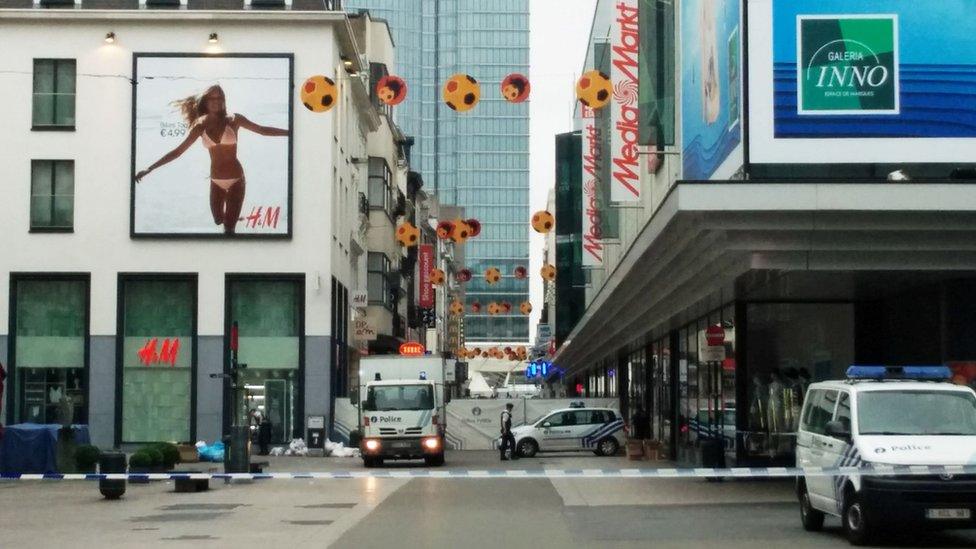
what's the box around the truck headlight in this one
[423,437,440,450]
[364,439,380,451]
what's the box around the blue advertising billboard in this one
[748,0,976,164]
[681,0,742,180]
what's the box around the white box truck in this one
[353,356,451,467]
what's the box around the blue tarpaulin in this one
[0,424,91,474]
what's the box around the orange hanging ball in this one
[501,73,531,103]
[450,299,464,316]
[484,267,502,285]
[300,75,338,113]
[451,219,471,244]
[541,263,556,281]
[376,74,408,106]
[443,73,481,112]
[396,221,420,247]
[519,301,532,315]
[576,70,612,109]
[531,210,555,233]
[430,268,446,286]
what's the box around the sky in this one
[528,0,598,341]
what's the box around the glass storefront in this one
[229,278,303,444]
[12,277,87,425]
[649,337,673,456]
[742,302,853,463]
[120,277,194,443]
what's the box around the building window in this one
[32,59,76,129]
[119,277,195,443]
[30,160,74,231]
[367,252,392,310]
[11,277,87,425]
[331,277,350,398]
[367,157,393,217]
[228,278,303,444]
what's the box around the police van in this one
[796,366,976,545]
[511,406,625,458]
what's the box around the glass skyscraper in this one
[347,0,530,342]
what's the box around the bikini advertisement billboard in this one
[748,0,976,164]
[131,54,292,237]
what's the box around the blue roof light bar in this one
[846,365,952,381]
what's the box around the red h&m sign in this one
[418,244,434,308]
[138,337,180,367]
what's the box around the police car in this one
[796,366,976,545]
[511,406,625,458]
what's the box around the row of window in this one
[366,252,396,310]
[7,275,305,444]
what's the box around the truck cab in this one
[353,357,449,467]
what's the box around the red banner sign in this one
[418,244,434,308]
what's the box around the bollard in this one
[99,452,127,499]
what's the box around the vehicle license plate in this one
[926,508,971,520]
[392,441,410,449]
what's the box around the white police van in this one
[796,366,976,545]
[511,406,625,458]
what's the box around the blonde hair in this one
[172,85,226,126]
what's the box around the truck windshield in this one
[858,390,976,436]
[365,384,435,411]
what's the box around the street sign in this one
[705,324,725,346]
[700,325,726,362]
[399,342,426,356]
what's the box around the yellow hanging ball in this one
[541,263,556,282]
[531,210,555,234]
[576,70,612,109]
[395,221,420,247]
[484,267,502,285]
[443,73,481,112]
[300,75,338,113]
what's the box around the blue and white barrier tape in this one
[3,465,976,481]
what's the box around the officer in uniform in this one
[500,403,518,460]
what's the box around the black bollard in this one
[99,452,127,499]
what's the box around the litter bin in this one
[700,439,725,482]
[99,452,127,500]
[224,427,250,474]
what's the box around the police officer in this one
[500,403,518,461]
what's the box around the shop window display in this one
[13,279,87,425]
[744,303,853,462]
[120,278,194,443]
[229,279,302,445]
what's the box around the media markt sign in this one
[797,15,899,115]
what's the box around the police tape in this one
[3,465,976,481]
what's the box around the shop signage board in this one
[748,0,976,164]
[351,290,368,309]
[698,328,725,362]
[610,0,641,201]
[354,318,377,341]
[580,105,604,266]
[418,244,434,308]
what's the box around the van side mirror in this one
[825,420,850,441]
[542,421,551,429]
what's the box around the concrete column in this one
[304,335,332,439]
[196,336,224,444]
[87,336,115,449]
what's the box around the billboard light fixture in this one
[208,33,219,44]
[104,32,116,44]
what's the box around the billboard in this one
[132,54,292,237]
[681,0,742,180]
[580,106,604,267]
[418,244,434,308]
[748,0,976,164]
[609,0,641,201]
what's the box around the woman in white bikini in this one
[135,85,288,234]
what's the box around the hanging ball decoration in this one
[482,351,490,358]
[513,266,528,279]
[531,210,555,233]
[501,301,512,314]
[456,347,467,359]
[465,218,482,237]
[436,220,455,240]
[457,268,473,283]
[395,221,420,247]
[470,301,482,313]
[450,299,464,316]
[487,302,499,315]
[484,267,502,285]
[300,75,338,113]
[500,73,531,103]
[576,70,613,109]
[376,74,408,106]
[541,263,556,281]
[451,218,471,244]
[520,301,532,315]
[443,73,481,112]
[430,268,446,286]
[472,347,482,356]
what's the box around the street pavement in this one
[2,451,975,548]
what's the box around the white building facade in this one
[0,4,385,448]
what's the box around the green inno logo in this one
[797,14,899,115]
